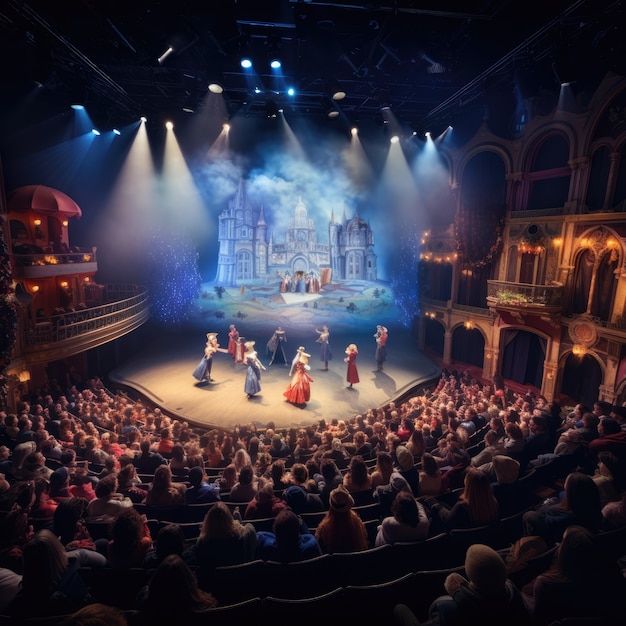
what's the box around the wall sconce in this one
[60,281,69,288]
[84,277,90,283]
[31,285,40,293]
[62,220,69,227]
[18,370,31,383]
[547,371,554,379]
[464,320,475,330]
[572,344,586,357]
[33,218,42,226]
[552,237,562,247]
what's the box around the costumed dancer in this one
[344,343,360,388]
[192,332,227,383]
[244,341,266,399]
[234,336,246,364]
[374,325,388,371]
[284,350,314,407]
[315,325,332,371]
[227,324,239,361]
[289,346,307,377]
[267,327,288,366]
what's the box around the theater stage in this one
[108,325,441,432]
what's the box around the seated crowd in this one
[0,370,625,624]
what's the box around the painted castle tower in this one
[215,179,377,286]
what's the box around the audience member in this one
[315,486,368,554]
[255,509,322,562]
[185,466,220,504]
[375,491,429,545]
[145,465,186,506]
[6,529,106,618]
[137,554,216,624]
[194,501,257,570]
[394,543,530,626]
[522,471,602,545]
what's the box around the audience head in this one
[464,543,507,592]
[329,486,354,513]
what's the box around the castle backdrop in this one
[215,180,377,288]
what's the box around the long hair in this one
[144,554,216,617]
[420,452,440,478]
[461,467,499,525]
[559,471,602,532]
[346,456,369,488]
[540,525,597,583]
[199,501,240,540]
[151,465,173,491]
[375,451,394,478]
[21,529,69,596]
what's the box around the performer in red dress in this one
[284,351,314,406]
[344,343,359,388]
[227,324,239,360]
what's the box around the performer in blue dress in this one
[315,325,332,371]
[244,341,266,399]
[192,332,222,382]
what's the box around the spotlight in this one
[326,78,346,101]
[270,58,281,70]
[351,127,358,135]
[71,103,85,110]
[208,82,224,94]
[287,87,295,96]
[165,120,174,130]
[140,116,147,123]
[223,123,230,132]
[158,46,174,64]
[113,128,121,136]
[241,57,253,69]
[390,135,400,143]
[91,128,101,136]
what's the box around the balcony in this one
[486,280,563,326]
[21,284,150,364]
[12,250,98,278]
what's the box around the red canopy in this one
[7,185,82,219]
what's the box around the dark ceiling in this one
[0,0,624,137]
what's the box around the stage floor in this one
[108,325,441,431]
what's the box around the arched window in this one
[526,134,571,210]
[236,251,252,281]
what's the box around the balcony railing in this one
[487,280,563,307]
[25,284,149,346]
[13,250,97,267]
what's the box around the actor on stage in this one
[284,350,314,407]
[374,325,388,371]
[192,332,223,383]
[234,335,246,364]
[227,324,239,361]
[289,346,308,377]
[244,341,266,399]
[344,343,360,388]
[267,327,288,365]
[315,325,332,371]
